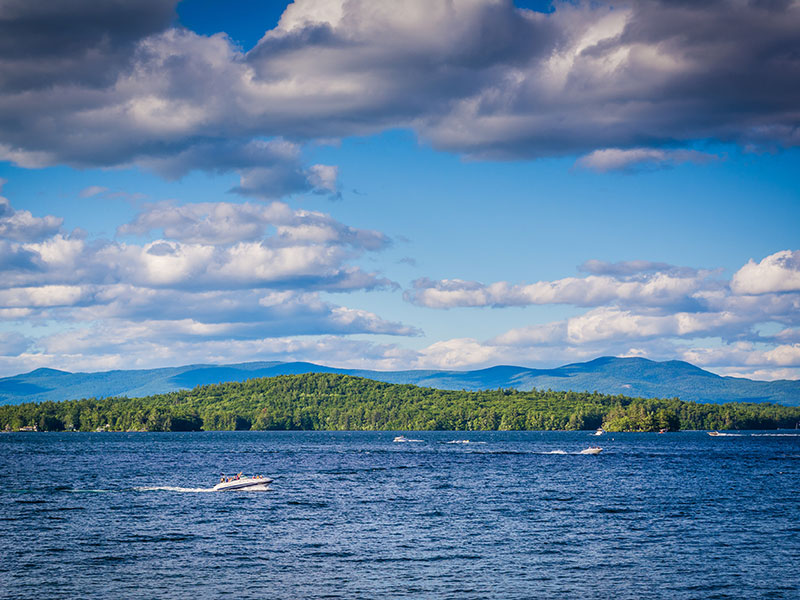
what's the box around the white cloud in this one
[574,148,719,172]
[713,367,800,382]
[490,322,567,347]
[1,197,394,293]
[681,342,800,370]
[0,182,62,242]
[118,201,387,250]
[563,307,746,344]
[0,186,417,374]
[0,334,425,378]
[0,285,93,308]
[415,338,507,370]
[406,269,715,310]
[79,186,109,198]
[118,201,291,244]
[731,250,800,295]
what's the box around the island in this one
[1,373,798,432]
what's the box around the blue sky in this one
[0,0,798,379]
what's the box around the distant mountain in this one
[0,356,798,406]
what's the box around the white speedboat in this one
[593,428,605,436]
[213,475,273,491]
[579,447,603,455]
[393,435,423,442]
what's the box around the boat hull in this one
[579,447,603,455]
[213,477,273,491]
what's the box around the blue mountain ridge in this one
[1,356,798,406]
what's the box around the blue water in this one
[1,431,798,599]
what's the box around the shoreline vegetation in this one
[1,373,798,433]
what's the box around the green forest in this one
[1,373,799,433]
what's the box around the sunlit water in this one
[1,431,798,599]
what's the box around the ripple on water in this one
[1,430,798,599]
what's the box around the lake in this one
[1,431,798,599]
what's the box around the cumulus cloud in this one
[0,186,417,375]
[116,200,388,249]
[0,181,62,242]
[400,250,800,377]
[405,269,714,310]
[730,250,800,295]
[0,198,394,292]
[682,342,800,371]
[0,0,798,176]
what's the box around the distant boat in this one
[658,428,668,434]
[213,474,272,491]
[593,428,605,436]
[708,431,722,436]
[579,447,603,455]
[393,435,423,443]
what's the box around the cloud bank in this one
[403,250,800,378]
[1,181,797,378]
[0,184,419,374]
[0,0,798,184]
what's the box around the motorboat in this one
[593,428,605,436]
[393,435,423,442]
[213,475,273,491]
[708,431,721,436]
[579,447,603,455]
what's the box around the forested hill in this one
[2,373,798,433]
[2,356,799,406]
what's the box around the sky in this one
[0,0,798,380]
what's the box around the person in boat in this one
[220,475,225,483]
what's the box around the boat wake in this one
[537,448,603,455]
[393,436,424,443]
[445,440,487,444]
[135,486,217,493]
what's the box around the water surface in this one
[1,431,798,599]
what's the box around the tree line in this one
[1,373,798,432]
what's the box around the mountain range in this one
[0,356,798,407]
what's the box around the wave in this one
[444,440,487,444]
